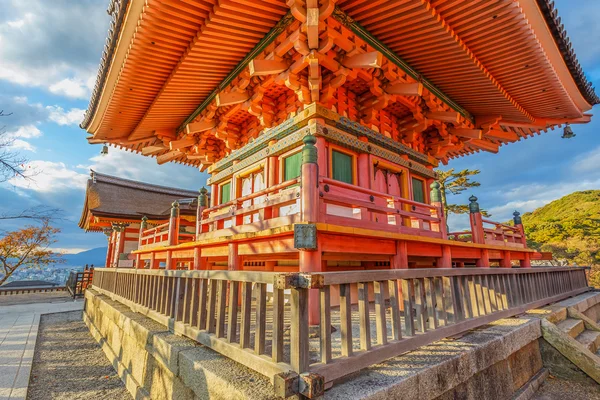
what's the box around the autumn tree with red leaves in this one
[0,219,63,286]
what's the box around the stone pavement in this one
[0,297,84,400]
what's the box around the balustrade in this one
[92,266,589,398]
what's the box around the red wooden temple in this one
[81,0,597,324]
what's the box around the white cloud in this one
[0,0,107,99]
[47,106,85,126]
[49,78,92,100]
[10,139,36,152]
[9,161,88,193]
[6,124,42,139]
[573,145,600,173]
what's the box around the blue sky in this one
[0,0,599,253]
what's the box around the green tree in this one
[436,168,490,218]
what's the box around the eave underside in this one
[82,0,597,167]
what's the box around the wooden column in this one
[210,184,218,207]
[513,211,531,268]
[138,216,148,248]
[357,137,370,190]
[468,196,485,244]
[299,134,322,326]
[430,181,448,239]
[267,139,278,187]
[392,240,408,269]
[228,243,241,271]
[315,133,327,177]
[115,224,127,267]
[521,253,531,268]
[476,249,490,268]
[438,245,452,268]
[196,188,209,240]
[167,201,180,246]
[104,230,113,268]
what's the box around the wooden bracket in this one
[186,120,216,135]
[249,59,289,76]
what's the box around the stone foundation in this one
[84,288,599,400]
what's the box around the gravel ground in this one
[27,311,131,400]
[532,375,600,400]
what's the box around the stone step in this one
[576,330,600,354]
[556,318,585,338]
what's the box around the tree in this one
[0,219,63,286]
[436,168,490,218]
[0,109,29,183]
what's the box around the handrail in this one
[202,177,300,215]
[91,266,589,397]
[320,177,436,210]
[481,219,520,232]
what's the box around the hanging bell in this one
[101,144,109,155]
[561,123,576,139]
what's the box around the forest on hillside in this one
[520,190,600,287]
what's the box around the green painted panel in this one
[220,182,231,204]
[412,178,425,203]
[284,152,302,181]
[332,150,353,184]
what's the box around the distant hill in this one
[520,190,600,286]
[61,247,107,267]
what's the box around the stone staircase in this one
[540,292,600,385]
[556,317,600,356]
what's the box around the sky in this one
[0,0,598,253]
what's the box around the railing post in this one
[196,188,209,240]
[468,195,485,244]
[290,286,309,374]
[513,211,531,268]
[168,201,180,246]
[430,181,448,239]
[301,134,318,223]
[138,216,148,248]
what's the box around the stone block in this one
[121,331,149,386]
[145,359,195,400]
[508,340,542,391]
[149,332,198,375]
[178,347,278,400]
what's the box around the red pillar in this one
[196,188,208,240]
[104,230,113,268]
[299,134,321,326]
[168,201,180,246]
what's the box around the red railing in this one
[319,177,444,238]
[198,177,301,234]
[481,219,525,247]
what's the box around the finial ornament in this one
[199,187,209,207]
[302,134,318,164]
[430,181,441,203]
[171,201,180,218]
[469,195,480,214]
[141,216,148,229]
[513,211,522,225]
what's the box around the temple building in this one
[79,1,599,395]
[81,0,597,278]
[79,171,200,267]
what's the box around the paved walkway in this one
[0,297,84,400]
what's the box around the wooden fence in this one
[91,266,589,398]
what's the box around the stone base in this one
[84,288,600,400]
[84,289,278,400]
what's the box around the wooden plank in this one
[206,280,218,333]
[402,279,415,336]
[141,145,166,156]
[189,278,199,327]
[374,281,388,345]
[341,51,383,69]
[357,282,371,351]
[340,284,353,357]
[216,280,228,338]
[415,278,428,333]
[255,283,267,355]
[249,59,289,76]
[435,277,447,326]
[385,82,423,96]
[240,282,252,349]
[227,281,239,343]
[197,279,208,330]
[320,286,332,364]
[290,288,309,373]
[427,278,438,329]
[388,280,402,340]
[157,150,183,165]
[186,120,216,134]
[216,90,249,107]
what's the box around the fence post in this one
[430,181,448,239]
[139,216,148,247]
[196,188,208,240]
[168,201,180,246]
[468,195,485,244]
[513,211,531,268]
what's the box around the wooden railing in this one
[66,270,94,298]
[319,177,444,238]
[91,266,589,398]
[140,221,196,248]
[481,219,525,247]
[198,177,301,233]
